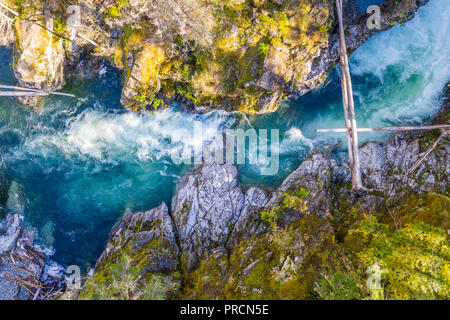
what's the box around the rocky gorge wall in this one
[0,179,66,300]
[74,84,449,300]
[0,0,447,300]
[0,0,429,111]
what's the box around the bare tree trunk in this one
[335,0,365,191]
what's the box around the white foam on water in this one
[282,127,315,151]
[16,106,234,167]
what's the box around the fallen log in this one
[335,0,365,191]
[32,288,41,300]
[0,85,46,92]
[0,91,48,97]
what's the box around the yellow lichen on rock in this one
[136,44,165,86]
[14,15,65,107]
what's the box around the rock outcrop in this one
[172,164,268,271]
[79,163,268,298]
[184,192,448,300]
[77,83,449,300]
[120,43,166,109]
[182,88,449,299]
[95,202,178,274]
[77,202,180,300]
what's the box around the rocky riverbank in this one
[0,0,428,111]
[73,84,448,300]
[0,177,66,300]
[0,0,447,300]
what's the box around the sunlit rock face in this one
[93,0,428,113]
[108,0,335,113]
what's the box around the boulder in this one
[171,164,268,271]
[78,202,180,299]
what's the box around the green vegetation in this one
[257,42,270,57]
[260,207,278,229]
[261,187,311,228]
[77,186,448,301]
[187,193,449,300]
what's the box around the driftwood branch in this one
[408,130,449,174]
[0,91,48,96]
[0,1,18,16]
[0,85,76,97]
[0,9,13,22]
[0,84,47,92]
